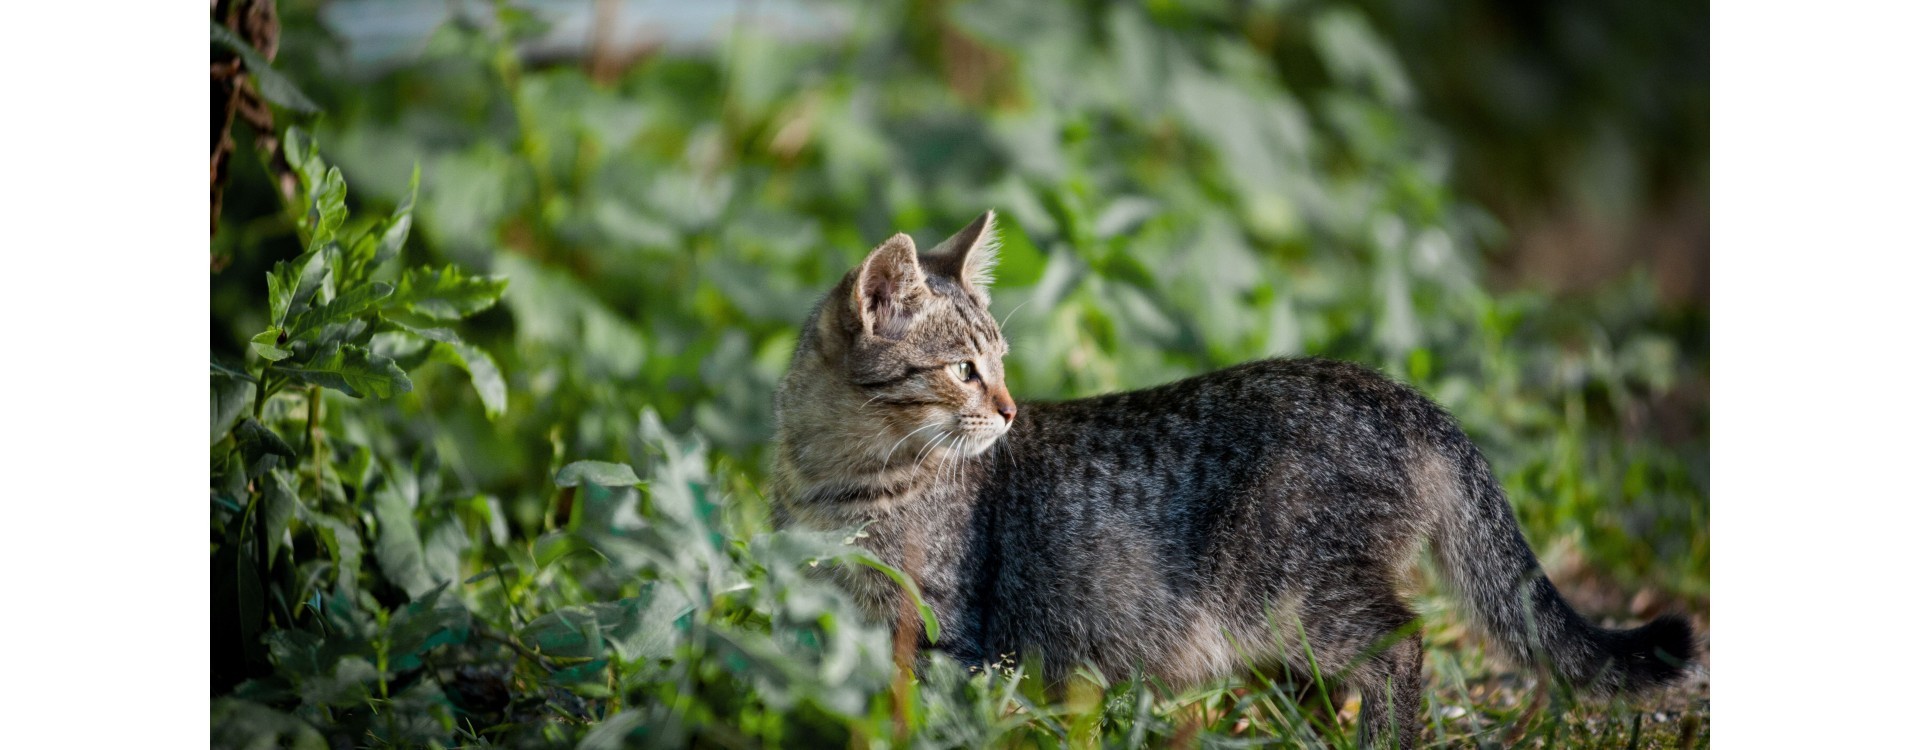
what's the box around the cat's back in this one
[981,355,1450,575]
[1006,356,1446,459]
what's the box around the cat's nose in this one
[995,397,1017,424]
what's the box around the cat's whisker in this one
[996,295,1037,329]
[882,422,943,468]
[914,428,954,468]
[934,436,958,488]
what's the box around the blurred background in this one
[211,0,1706,744]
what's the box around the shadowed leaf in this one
[554,461,641,488]
[277,343,412,398]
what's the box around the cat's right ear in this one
[852,233,926,340]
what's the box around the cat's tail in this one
[1425,435,1695,697]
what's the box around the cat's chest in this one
[859,493,986,611]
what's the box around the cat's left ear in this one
[925,210,1000,297]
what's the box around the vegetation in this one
[211,1,1707,746]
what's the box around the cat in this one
[770,211,1695,747]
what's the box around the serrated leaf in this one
[250,329,290,361]
[374,166,420,268]
[370,330,434,374]
[306,168,347,251]
[382,311,460,343]
[268,249,330,328]
[433,341,507,418]
[287,282,393,340]
[267,269,292,326]
[284,127,323,194]
[210,22,320,114]
[277,343,412,399]
[304,317,373,353]
[554,461,640,488]
[266,249,326,327]
[385,265,507,320]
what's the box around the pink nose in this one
[997,402,1017,424]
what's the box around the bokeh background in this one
[211,1,1707,746]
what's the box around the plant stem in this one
[303,385,320,455]
[304,385,324,499]
[252,366,270,421]
[474,622,561,672]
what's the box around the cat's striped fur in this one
[771,212,1694,747]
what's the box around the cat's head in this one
[776,212,1015,475]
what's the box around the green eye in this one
[948,361,978,382]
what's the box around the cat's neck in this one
[774,432,985,528]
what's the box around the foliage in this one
[211,1,1707,746]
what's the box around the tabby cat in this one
[770,212,1694,747]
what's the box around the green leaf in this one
[211,367,253,444]
[283,127,323,194]
[266,249,326,327]
[520,584,692,662]
[577,711,648,750]
[554,461,641,488]
[601,583,695,661]
[375,165,420,268]
[210,699,328,750]
[752,529,941,644]
[381,311,460,343]
[286,282,393,340]
[432,341,507,418]
[385,265,507,320]
[210,360,257,383]
[533,532,589,569]
[250,329,290,362]
[519,605,604,659]
[276,343,412,399]
[304,317,372,353]
[235,419,296,479]
[306,168,347,251]
[373,476,435,599]
[300,509,362,601]
[210,22,320,114]
[385,584,471,671]
[262,472,298,561]
[280,127,348,250]
[298,656,379,708]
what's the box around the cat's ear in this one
[926,210,1000,296]
[852,233,926,340]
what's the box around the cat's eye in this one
[948,361,978,382]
